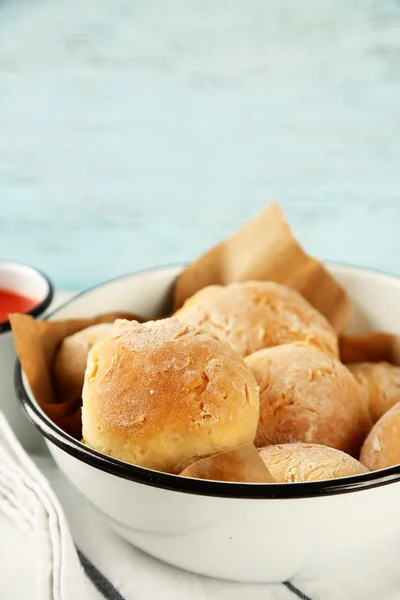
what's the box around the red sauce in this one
[0,288,38,323]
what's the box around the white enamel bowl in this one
[15,264,400,583]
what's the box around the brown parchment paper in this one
[10,311,146,439]
[180,443,275,483]
[340,333,400,366]
[173,202,351,334]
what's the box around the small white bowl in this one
[15,264,400,582]
[0,260,53,452]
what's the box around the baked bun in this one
[259,443,368,482]
[82,318,260,473]
[360,401,400,470]
[53,323,114,402]
[246,343,371,455]
[348,362,400,423]
[174,281,338,357]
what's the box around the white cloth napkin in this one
[0,412,101,600]
[1,411,400,600]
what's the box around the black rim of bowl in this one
[0,260,54,333]
[14,263,400,499]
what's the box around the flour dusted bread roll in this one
[259,443,368,482]
[53,323,114,402]
[360,401,400,470]
[174,281,338,357]
[348,362,400,423]
[246,343,371,455]
[82,318,260,473]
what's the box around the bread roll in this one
[246,343,371,455]
[174,281,338,357]
[360,401,400,470]
[82,318,260,473]
[259,443,368,482]
[53,323,114,402]
[348,362,400,423]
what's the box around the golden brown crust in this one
[52,323,114,403]
[246,343,371,456]
[174,281,338,357]
[348,362,400,423]
[82,318,260,473]
[360,401,400,470]
[258,443,368,482]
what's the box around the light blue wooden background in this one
[0,0,399,290]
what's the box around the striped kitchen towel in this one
[0,411,100,600]
[1,411,399,600]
